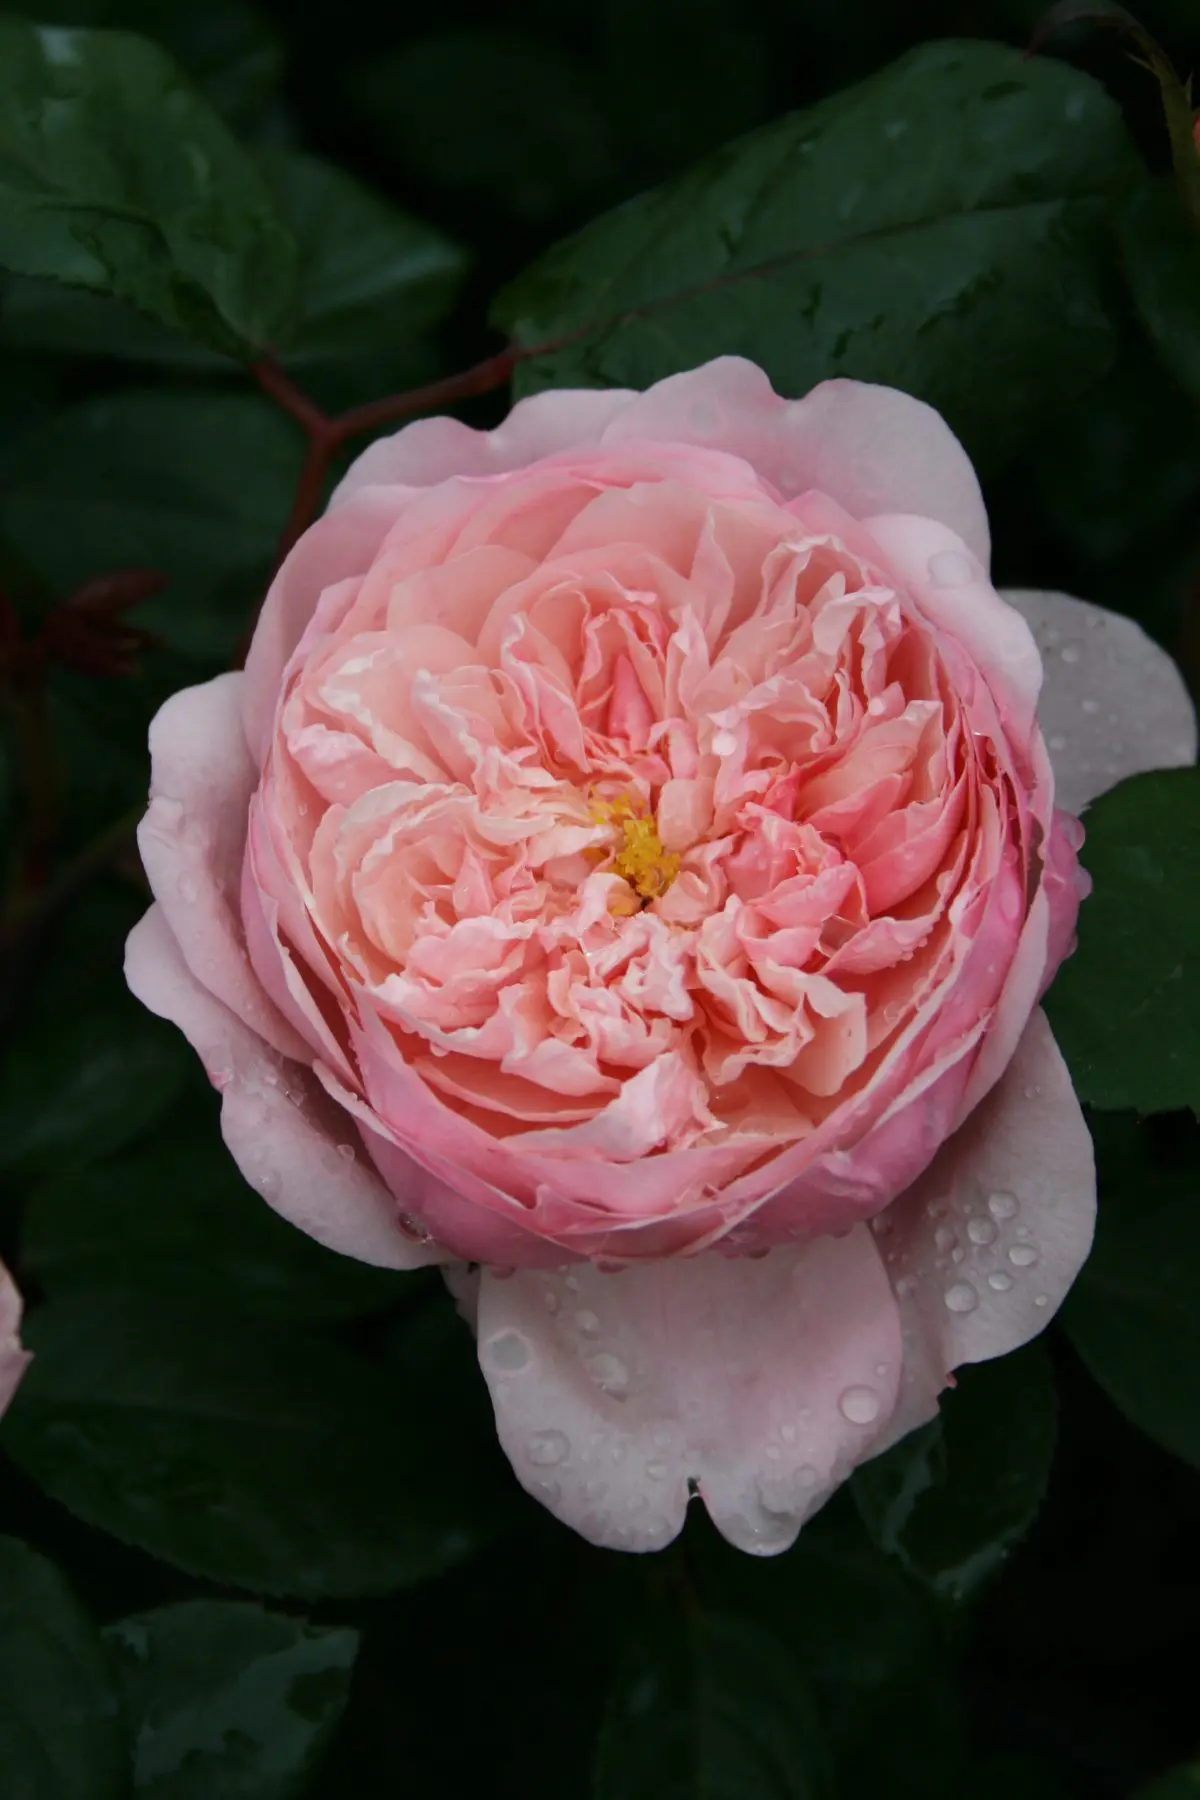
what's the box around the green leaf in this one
[261,150,468,365]
[104,1600,357,1800]
[1063,1169,1200,1468]
[1,1290,516,1597]
[1136,1765,1200,1800]
[0,1536,129,1800]
[7,0,285,130]
[852,1342,1057,1600]
[0,882,190,1184]
[1045,769,1200,1115]
[24,1084,409,1323]
[0,389,304,660]
[594,1612,831,1800]
[689,1515,963,1800]
[494,39,1140,471]
[0,19,298,355]
[2,153,467,376]
[1120,179,1200,405]
[347,28,621,226]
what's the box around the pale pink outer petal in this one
[871,1007,1095,1451]
[1001,589,1198,815]
[330,386,636,506]
[597,360,991,565]
[138,674,309,1063]
[473,1230,901,1554]
[0,1260,31,1419]
[125,906,445,1272]
[243,488,407,762]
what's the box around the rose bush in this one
[125,358,1196,1554]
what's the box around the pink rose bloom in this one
[126,359,1196,1554]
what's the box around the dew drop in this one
[987,1270,1014,1292]
[1081,698,1100,715]
[1008,1244,1040,1268]
[934,1225,956,1252]
[1048,734,1067,753]
[257,1169,281,1200]
[534,1478,561,1503]
[967,1217,998,1246]
[895,1274,916,1297]
[797,1464,820,1488]
[585,1351,629,1396]
[542,1290,560,1316]
[336,1142,356,1162]
[987,1190,1019,1220]
[486,1330,531,1373]
[1033,1294,1049,1308]
[780,1422,798,1443]
[765,1444,783,1462]
[575,1309,601,1337]
[1060,644,1081,665]
[528,1429,570,1467]
[646,1459,670,1480]
[944,1281,978,1314]
[839,1385,880,1425]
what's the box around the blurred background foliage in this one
[0,0,1199,1795]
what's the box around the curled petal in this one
[138,674,308,1062]
[473,1229,901,1554]
[125,906,444,1272]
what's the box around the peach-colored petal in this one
[598,360,990,563]
[473,1228,901,1553]
[0,1261,30,1418]
[125,905,444,1272]
[138,675,309,1062]
[872,1007,1095,1449]
[1002,588,1197,814]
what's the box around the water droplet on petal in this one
[1048,734,1067,753]
[765,1444,783,1462]
[528,1430,570,1467]
[1008,1244,1039,1268]
[1061,644,1081,664]
[575,1310,601,1337]
[987,1190,1019,1220]
[839,1385,880,1425]
[1081,698,1100,715]
[485,1330,531,1373]
[585,1351,629,1396]
[780,1422,798,1443]
[967,1217,998,1245]
[1033,1294,1049,1308]
[987,1270,1014,1292]
[646,1459,669,1480]
[542,1290,560,1315]
[944,1281,978,1313]
[934,1225,956,1252]
[336,1142,356,1162]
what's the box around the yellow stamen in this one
[591,794,679,904]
